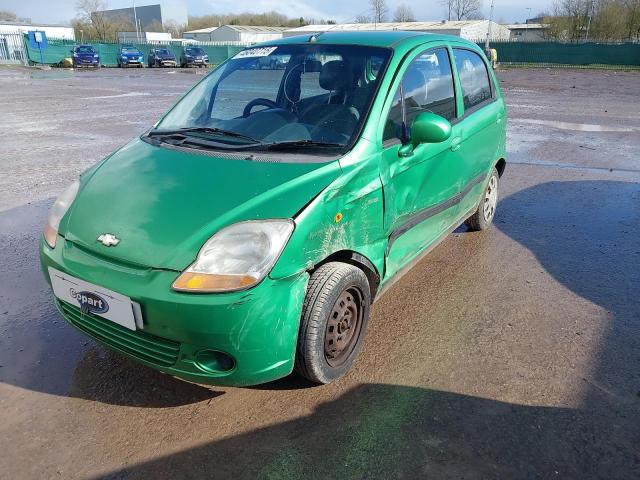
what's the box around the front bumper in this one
[75,59,99,66]
[40,237,309,386]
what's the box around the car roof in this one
[259,31,468,49]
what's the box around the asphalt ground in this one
[0,66,639,479]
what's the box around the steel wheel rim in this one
[324,287,364,368]
[483,175,498,222]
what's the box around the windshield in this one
[122,47,140,54]
[157,49,171,55]
[76,46,94,53]
[186,47,205,55]
[154,44,391,151]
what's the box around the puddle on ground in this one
[513,118,636,133]
[84,91,152,100]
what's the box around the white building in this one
[505,23,547,41]
[0,22,75,40]
[118,31,173,44]
[283,21,511,42]
[183,25,288,43]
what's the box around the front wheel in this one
[465,167,500,231]
[295,262,371,384]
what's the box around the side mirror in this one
[410,111,452,145]
[399,112,452,157]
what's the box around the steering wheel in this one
[243,98,278,117]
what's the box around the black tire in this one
[465,167,500,231]
[295,262,371,384]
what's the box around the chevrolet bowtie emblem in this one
[97,233,120,247]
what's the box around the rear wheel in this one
[295,262,371,384]
[465,167,499,231]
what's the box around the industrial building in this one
[93,2,187,31]
[183,25,288,43]
[283,21,511,42]
[505,23,547,41]
[117,31,173,43]
[0,22,75,40]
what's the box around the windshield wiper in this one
[260,140,344,151]
[148,127,260,144]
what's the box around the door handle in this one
[450,137,462,152]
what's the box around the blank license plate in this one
[49,267,138,330]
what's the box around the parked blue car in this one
[117,46,144,68]
[71,45,100,68]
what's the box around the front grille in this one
[57,300,180,367]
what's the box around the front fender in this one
[271,142,386,280]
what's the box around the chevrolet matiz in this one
[41,32,507,386]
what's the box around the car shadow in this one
[92,179,639,477]
[94,381,639,479]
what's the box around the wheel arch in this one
[313,250,381,300]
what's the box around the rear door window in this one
[453,49,492,111]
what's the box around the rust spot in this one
[334,212,343,223]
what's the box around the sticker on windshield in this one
[233,47,278,59]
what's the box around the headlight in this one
[138,56,143,61]
[172,219,294,293]
[44,180,79,248]
[93,54,98,58]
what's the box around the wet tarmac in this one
[0,66,639,479]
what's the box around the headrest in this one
[402,66,427,106]
[304,59,322,73]
[320,60,352,91]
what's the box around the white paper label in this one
[233,46,278,59]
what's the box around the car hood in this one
[158,54,175,60]
[62,139,341,271]
[122,52,141,57]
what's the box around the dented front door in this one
[379,46,463,278]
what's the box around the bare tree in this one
[440,0,483,20]
[393,4,416,22]
[369,0,389,23]
[75,0,113,41]
[0,10,17,21]
[354,14,371,23]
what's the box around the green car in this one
[40,32,507,386]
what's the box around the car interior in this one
[204,50,387,146]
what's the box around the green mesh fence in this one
[23,35,640,69]
[23,35,246,67]
[481,41,640,68]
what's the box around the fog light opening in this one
[194,350,236,373]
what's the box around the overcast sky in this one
[3,0,553,25]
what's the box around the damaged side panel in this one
[270,146,387,282]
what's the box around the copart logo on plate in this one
[70,289,109,314]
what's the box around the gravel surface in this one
[0,65,639,479]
